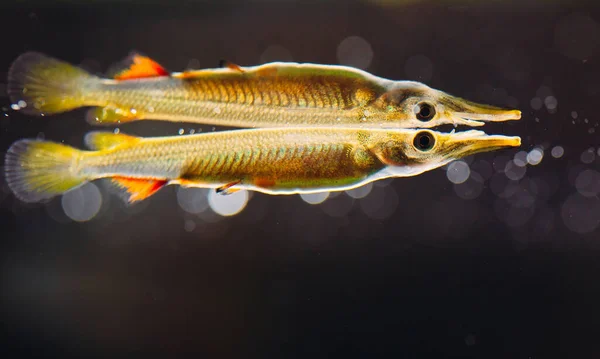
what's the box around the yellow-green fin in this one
[84,131,140,150]
[86,106,139,125]
[4,139,85,203]
[8,52,97,116]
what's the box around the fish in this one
[7,52,521,129]
[4,127,521,204]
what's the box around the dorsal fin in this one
[84,131,140,150]
[218,59,244,73]
[112,52,169,80]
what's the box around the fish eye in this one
[413,131,435,151]
[414,102,436,121]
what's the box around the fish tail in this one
[4,139,87,202]
[8,52,99,116]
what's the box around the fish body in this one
[5,127,521,203]
[8,52,521,128]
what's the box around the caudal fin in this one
[7,52,98,116]
[4,139,86,202]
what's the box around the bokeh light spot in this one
[359,186,398,220]
[260,45,293,63]
[513,151,528,167]
[184,219,196,232]
[404,54,434,82]
[551,146,564,158]
[504,160,527,181]
[554,12,600,61]
[530,97,542,110]
[300,192,329,205]
[454,171,484,200]
[345,182,373,199]
[544,96,558,110]
[527,148,544,165]
[580,148,595,164]
[447,160,471,184]
[61,182,102,222]
[561,193,600,234]
[177,187,210,214]
[575,169,600,198]
[321,193,354,217]
[208,190,249,216]
[336,36,373,70]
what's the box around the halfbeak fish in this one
[4,127,520,204]
[7,52,521,129]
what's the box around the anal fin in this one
[86,106,139,125]
[216,181,241,195]
[111,177,167,203]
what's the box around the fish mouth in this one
[442,95,522,127]
[442,129,522,157]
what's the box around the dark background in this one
[1,0,600,357]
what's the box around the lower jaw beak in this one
[464,135,521,156]
[450,109,522,127]
[443,129,521,157]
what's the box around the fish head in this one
[375,82,521,128]
[373,129,521,177]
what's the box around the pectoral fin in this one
[216,181,241,195]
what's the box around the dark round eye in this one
[414,102,436,121]
[413,131,435,151]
